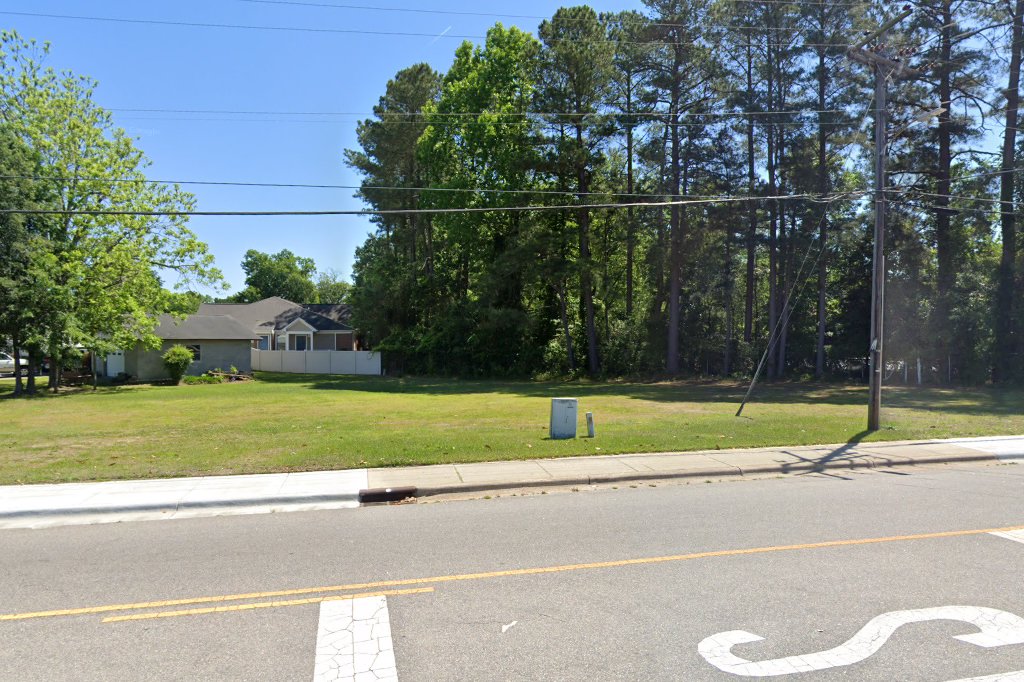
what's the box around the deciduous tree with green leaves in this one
[0,31,223,392]
[230,248,317,303]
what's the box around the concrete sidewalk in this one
[366,435,1024,494]
[1,436,1021,529]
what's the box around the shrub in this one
[182,374,223,385]
[229,365,239,375]
[162,345,194,384]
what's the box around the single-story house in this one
[96,297,360,381]
[98,314,258,381]
[197,297,358,352]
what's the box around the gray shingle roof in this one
[198,297,353,332]
[198,296,300,331]
[303,304,353,329]
[155,314,259,340]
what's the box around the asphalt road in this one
[1,463,1023,681]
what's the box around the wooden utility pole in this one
[847,10,918,432]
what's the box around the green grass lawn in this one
[1,372,1022,485]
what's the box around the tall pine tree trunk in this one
[995,0,1024,383]
[724,223,734,375]
[766,141,779,380]
[576,125,601,376]
[12,342,23,397]
[934,3,955,381]
[744,45,757,346]
[815,49,830,379]
[765,45,779,380]
[625,99,636,318]
[666,98,683,375]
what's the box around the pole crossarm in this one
[846,47,922,81]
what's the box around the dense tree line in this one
[345,1,1024,384]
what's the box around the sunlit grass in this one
[1,373,1020,484]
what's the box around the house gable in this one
[282,317,316,333]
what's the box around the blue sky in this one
[3,0,643,295]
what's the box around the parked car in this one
[0,350,46,376]
[0,352,30,376]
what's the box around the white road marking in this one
[991,530,1024,545]
[501,621,517,634]
[698,606,1024,677]
[947,671,1024,681]
[313,596,397,682]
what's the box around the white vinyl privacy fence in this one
[251,349,382,376]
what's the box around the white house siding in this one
[128,340,253,381]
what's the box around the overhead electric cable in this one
[231,0,838,33]
[110,115,864,129]
[233,0,546,20]
[0,11,860,48]
[736,201,836,418]
[107,106,860,118]
[0,191,862,217]
[0,173,728,198]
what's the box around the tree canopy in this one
[225,249,350,304]
[0,30,223,393]
[345,2,1024,384]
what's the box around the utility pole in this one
[847,9,918,432]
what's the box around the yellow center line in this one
[3,523,1022,623]
[101,587,434,623]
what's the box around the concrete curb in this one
[0,492,362,523]
[408,451,1001,498]
[0,443,1009,526]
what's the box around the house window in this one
[290,334,309,351]
[186,344,201,361]
[258,335,270,351]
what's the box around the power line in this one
[737,199,835,417]
[0,11,862,48]
[0,173,722,198]
[111,114,865,129]
[898,199,1016,217]
[233,0,838,34]
[232,0,546,20]
[727,0,867,6]
[0,10,485,41]
[893,190,1012,205]
[0,192,860,217]
[107,106,861,119]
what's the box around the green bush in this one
[162,345,194,384]
[229,365,239,375]
[182,374,223,385]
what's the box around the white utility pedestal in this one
[549,398,578,440]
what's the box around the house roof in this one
[155,314,259,341]
[198,297,353,333]
[303,304,353,329]
[274,306,352,332]
[198,296,299,331]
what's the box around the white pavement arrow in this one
[698,606,1024,677]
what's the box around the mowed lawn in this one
[1,372,1022,484]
